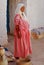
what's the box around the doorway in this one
[7,0,27,35]
[7,0,17,35]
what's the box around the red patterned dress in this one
[14,14,32,58]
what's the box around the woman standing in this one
[14,3,32,61]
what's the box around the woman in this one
[14,3,32,61]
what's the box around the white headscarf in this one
[15,3,24,15]
[15,3,29,22]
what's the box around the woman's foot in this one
[15,57,19,59]
[25,55,32,62]
[15,57,19,61]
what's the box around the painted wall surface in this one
[0,0,8,45]
[27,0,44,30]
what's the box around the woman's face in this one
[20,6,25,12]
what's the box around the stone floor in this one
[8,35,44,65]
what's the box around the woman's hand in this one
[16,25,21,38]
[17,31,21,38]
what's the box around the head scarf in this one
[15,3,29,22]
[15,3,24,15]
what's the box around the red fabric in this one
[14,14,32,58]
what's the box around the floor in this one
[8,35,44,65]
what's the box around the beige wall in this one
[0,0,8,45]
[9,0,16,34]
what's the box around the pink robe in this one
[14,14,32,58]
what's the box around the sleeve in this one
[14,15,21,38]
[14,15,20,31]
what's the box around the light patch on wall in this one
[0,0,8,45]
[27,0,44,30]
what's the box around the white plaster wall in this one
[0,0,8,45]
[27,0,44,30]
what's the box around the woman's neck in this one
[19,11,24,18]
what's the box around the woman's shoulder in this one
[15,14,20,18]
[14,14,21,20]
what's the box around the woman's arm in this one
[14,15,21,38]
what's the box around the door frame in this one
[7,0,10,34]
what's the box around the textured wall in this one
[27,0,44,30]
[0,0,8,45]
